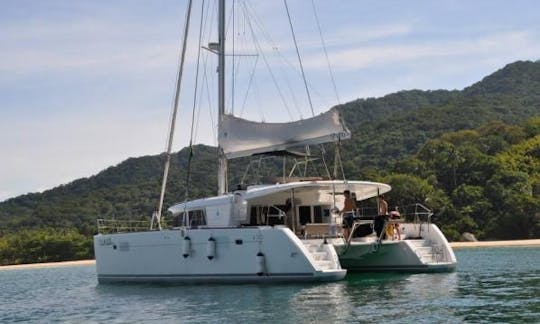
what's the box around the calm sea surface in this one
[1,247,539,323]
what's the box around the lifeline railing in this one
[383,203,433,224]
[347,203,433,240]
[97,219,153,234]
[354,203,433,223]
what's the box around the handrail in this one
[97,219,154,234]
[344,203,432,224]
[389,203,433,224]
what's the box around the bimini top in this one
[219,108,351,159]
[244,180,391,202]
[168,180,390,214]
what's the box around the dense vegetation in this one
[1,60,539,265]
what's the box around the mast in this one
[152,0,193,230]
[217,0,228,195]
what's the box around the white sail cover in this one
[219,108,351,159]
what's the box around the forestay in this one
[219,108,351,159]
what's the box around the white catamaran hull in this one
[94,226,345,283]
[334,223,457,272]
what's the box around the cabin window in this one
[249,206,258,225]
[323,208,330,220]
[314,206,323,223]
[299,206,311,225]
[189,209,207,227]
[172,212,186,227]
[175,210,207,227]
[296,205,331,224]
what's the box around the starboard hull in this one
[334,223,457,273]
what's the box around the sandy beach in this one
[1,239,539,270]
[0,259,96,271]
[449,239,540,249]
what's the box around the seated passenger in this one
[389,209,401,240]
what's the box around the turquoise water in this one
[1,247,539,323]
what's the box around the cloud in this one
[0,8,209,78]
[322,23,414,47]
[320,30,540,102]
[304,30,540,71]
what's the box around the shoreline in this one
[0,259,96,271]
[1,239,539,271]
[449,239,540,249]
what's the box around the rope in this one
[337,140,346,180]
[319,144,331,179]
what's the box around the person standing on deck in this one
[341,190,356,241]
[375,195,388,238]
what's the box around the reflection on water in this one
[341,272,461,323]
[0,247,539,323]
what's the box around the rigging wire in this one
[312,0,346,180]
[241,1,295,121]
[193,0,215,144]
[184,0,207,203]
[231,0,235,114]
[197,0,218,146]
[232,3,254,117]
[243,3,304,120]
[283,0,315,117]
[313,0,346,180]
[242,1,305,119]
[244,1,305,119]
[311,0,341,105]
[270,48,332,111]
[232,3,261,118]
[284,0,336,180]
[242,69,264,119]
[239,55,259,117]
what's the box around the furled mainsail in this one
[219,108,351,159]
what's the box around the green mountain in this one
[339,60,540,174]
[1,60,539,264]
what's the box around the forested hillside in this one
[338,60,540,174]
[1,60,539,265]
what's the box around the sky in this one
[1,0,540,202]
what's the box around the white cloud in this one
[0,7,219,79]
[320,30,540,102]
[323,23,414,47]
[305,30,540,71]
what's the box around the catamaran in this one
[93,0,455,283]
[93,0,350,283]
